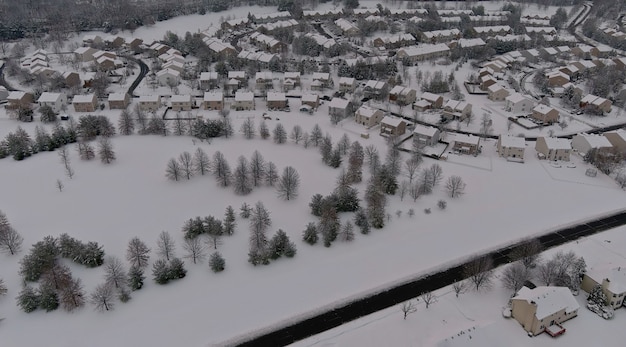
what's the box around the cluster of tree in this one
[319,133,354,167]
[247,201,296,265]
[585,66,625,99]
[0,210,23,255]
[356,18,387,37]
[0,123,77,161]
[77,115,116,141]
[584,148,624,175]
[90,256,136,312]
[58,233,105,268]
[337,59,398,81]
[421,71,452,94]
[152,258,186,285]
[587,284,615,319]
[191,117,233,140]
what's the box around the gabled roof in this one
[533,104,557,115]
[586,264,626,294]
[301,94,318,103]
[171,95,192,103]
[506,93,531,104]
[266,92,286,101]
[234,91,254,101]
[38,92,64,103]
[200,72,219,80]
[328,97,350,109]
[499,135,525,148]
[381,116,404,127]
[139,95,160,102]
[453,133,480,145]
[413,124,439,137]
[108,93,128,102]
[540,137,571,150]
[203,91,223,101]
[356,105,380,118]
[514,286,579,320]
[574,133,613,148]
[72,94,96,103]
[421,92,442,103]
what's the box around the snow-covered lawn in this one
[293,225,626,347]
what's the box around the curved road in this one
[125,55,149,97]
[231,209,626,346]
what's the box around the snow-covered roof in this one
[200,72,218,81]
[499,135,525,148]
[255,71,273,80]
[453,134,480,145]
[533,104,557,115]
[304,33,336,49]
[525,26,557,34]
[356,105,380,118]
[364,80,387,90]
[413,124,439,137]
[284,72,300,80]
[437,9,473,16]
[234,91,254,102]
[266,92,286,102]
[506,93,531,104]
[458,38,486,48]
[514,286,579,320]
[398,44,450,57]
[487,84,507,93]
[228,71,246,79]
[156,68,180,78]
[493,34,532,42]
[473,26,511,34]
[381,116,404,127]
[7,91,28,100]
[73,94,95,103]
[108,93,127,102]
[335,18,358,33]
[254,11,291,21]
[587,264,626,294]
[353,8,379,15]
[542,47,558,55]
[422,29,460,39]
[259,19,299,31]
[444,100,470,112]
[328,98,350,109]
[38,92,64,103]
[139,95,160,102]
[338,77,356,85]
[171,95,192,103]
[574,133,613,149]
[421,92,442,103]
[301,94,318,103]
[203,91,223,101]
[541,137,571,150]
[605,129,626,142]
[312,72,330,81]
[249,32,281,48]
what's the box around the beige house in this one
[203,91,224,110]
[580,94,612,114]
[571,133,613,156]
[487,84,510,101]
[355,105,384,128]
[6,91,33,110]
[418,92,443,108]
[328,98,352,119]
[255,71,273,90]
[200,72,219,90]
[545,71,569,87]
[535,137,571,161]
[338,77,357,93]
[497,135,526,161]
[73,94,98,112]
[38,92,67,113]
[266,92,287,110]
[396,44,450,64]
[171,95,193,111]
[442,99,472,119]
[531,105,559,124]
[582,264,626,309]
[452,134,480,155]
[74,46,98,62]
[108,93,130,109]
[380,116,407,137]
[505,93,534,113]
[233,91,255,111]
[412,124,440,147]
[363,80,388,100]
[62,71,81,88]
[138,95,162,112]
[388,86,417,105]
[312,72,332,89]
[301,94,319,110]
[604,129,626,155]
[511,286,579,336]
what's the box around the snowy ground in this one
[293,225,626,347]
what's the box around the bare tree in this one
[212,151,232,187]
[127,237,150,268]
[165,158,182,181]
[428,164,444,187]
[234,155,253,195]
[77,141,95,161]
[156,231,175,261]
[290,125,303,144]
[401,300,417,319]
[183,237,207,264]
[118,109,135,135]
[479,114,492,138]
[58,147,74,179]
[0,226,23,255]
[445,175,466,198]
[104,256,127,289]
[0,278,7,297]
[266,161,278,186]
[249,150,266,187]
[56,179,64,192]
[90,283,115,312]
[409,181,421,202]
[178,151,194,180]
[508,239,543,269]
[60,277,85,312]
[240,118,255,139]
[399,180,409,201]
[277,166,300,200]
[98,137,116,164]
[193,148,211,176]
[463,256,494,291]
[404,159,419,183]
[452,280,467,298]
[501,261,532,293]
[421,291,437,309]
[538,261,557,286]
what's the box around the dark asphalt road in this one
[234,209,626,347]
[126,56,149,97]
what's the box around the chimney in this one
[602,278,611,291]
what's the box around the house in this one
[591,45,613,58]
[487,84,510,101]
[156,68,180,86]
[38,92,67,113]
[328,98,352,119]
[545,70,569,87]
[303,33,337,51]
[82,34,102,46]
[442,100,472,119]
[301,94,319,110]
[571,60,597,73]
[372,34,416,49]
[138,95,162,112]
[505,93,534,113]
[559,64,580,79]
[571,44,594,59]
[249,32,285,53]
[380,116,407,137]
[126,38,143,52]
[580,94,612,114]
[171,95,193,111]
[228,71,247,84]
[312,72,332,90]
[483,60,507,73]
[535,137,571,161]
[162,60,185,73]
[511,286,579,336]
[525,26,557,35]
[412,124,441,147]
[396,44,451,64]
[334,18,360,36]
[419,92,444,108]
[338,77,357,93]
[571,133,613,156]
[233,91,255,111]
[203,91,224,110]
[108,93,130,110]
[613,57,626,70]
[267,92,288,110]
[497,135,526,161]
[452,134,480,155]
[62,71,81,88]
[521,49,540,63]
[74,46,98,62]
[582,264,626,309]
[388,86,417,105]
[255,71,274,90]
[104,35,125,48]
[531,105,559,124]
[200,72,219,90]
[604,129,626,155]
[480,75,498,90]
[284,72,301,86]
[72,94,98,112]
[472,25,512,37]
[204,38,237,56]
[363,80,388,100]
[355,105,384,128]
[419,29,461,43]
[6,91,34,110]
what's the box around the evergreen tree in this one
[319,135,333,164]
[248,202,272,265]
[209,252,225,272]
[19,236,59,282]
[167,258,186,279]
[223,206,237,235]
[588,284,609,306]
[309,194,324,217]
[38,284,59,312]
[318,200,340,247]
[267,230,297,260]
[273,123,287,144]
[17,285,39,313]
[266,161,279,186]
[0,278,6,297]
[302,222,319,245]
[128,266,145,291]
[339,221,355,242]
[118,109,135,135]
[126,237,150,268]
[249,150,266,187]
[240,203,252,219]
[152,259,170,284]
[233,156,253,195]
[347,141,364,183]
[328,147,342,168]
[259,120,270,139]
[310,124,323,146]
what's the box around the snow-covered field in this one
[294,225,626,347]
